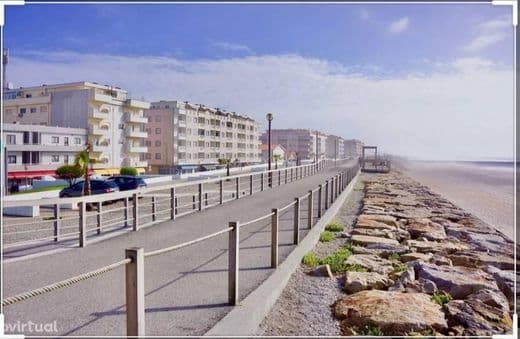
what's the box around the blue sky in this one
[4,3,515,160]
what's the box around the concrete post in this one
[250,174,253,195]
[318,184,323,217]
[125,247,145,337]
[151,196,157,221]
[198,183,203,211]
[308,190,313,228]
[219,180,223,204]
[79,201,86,247]
[293,198,300,245]
[235,177,240,199]
[124,197,129,227]
[97,201,102,234]
[170,187,175,220]
[53,203,60,242]
[271,208,279,268]
[228,221,239,306]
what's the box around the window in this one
[6,134,16,144]
[155,116,161,122]
[155,140,161,147]
[155,153,161,160]
[22,151,30,164]
[30,107,37,113]
[32,132,40,144]
[145,140,151,147]
[51,136,59,144]
[40,106,47,112]
[31,152,40,164]
[146,128,151,135]
[7,155,16,164]
[155,128,161,134]
[74,137,81,145]
[20,108,26,114]
[64,137,69,146]
[64,155,69,164]
[23,132,30,144]
[145,153,152,160]
[52,155,60,162]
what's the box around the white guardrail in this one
[2,162,360,337]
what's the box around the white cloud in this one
[463,15,511,53]
[211,41,253,54]
[8,51,514,160]
[388,17,409,34]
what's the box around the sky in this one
[3,3,515,160]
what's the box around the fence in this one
[2,162,360,336]
[3,159,348,249]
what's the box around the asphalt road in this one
[3,161,355,336]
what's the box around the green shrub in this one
[392,263,408,273]
[358,324,384,336]
[388,253,401,261]
[120,166,138,176]
[344,263,368,272]
[302,251,319,267]
[325,222,344,232]
[55,164,83,187]
[319,247,352,273]
[319,231,336,242]
[431,291,452,305]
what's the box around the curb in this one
[204,171,361,336]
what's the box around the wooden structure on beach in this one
[361,146,391,173]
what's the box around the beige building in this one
[260,129,327,161]
[344,139,364,157]
[144,101,262,174]
[3,82,150,175]
[326,135,345,159]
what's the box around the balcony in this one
[92,144,108,153]
[89,126,109,136]
[125,99,150,110]
[89,109,109,120]
[124,128,147,139]
[126,144,148,153]
[123,112,148,124]
[177,146,186,152]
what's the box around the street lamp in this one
[315,130,319,169]
[266,113,273,187]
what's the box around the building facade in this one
[344,139,364,157]
[326,135,345,159]
[3,123,88,185]
[260,129,327,161]
[260,143,285,163]
[3,82,150,175]
[144,101,262,174]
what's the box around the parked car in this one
[107,175,147,191]
[59,179,119,198]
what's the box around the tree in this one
[55,165,83,187]
[273,154,282,170]
[120,166,138,176]
[218,158,231,177]
[74,145,95,197]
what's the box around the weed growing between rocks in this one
[391,262,408,273]
[358,324,384,336]
[319,231,336,242]
[302,245,355,273]
[388,253,401,261]
[302,251,319,267]
[431,291,452,306]
[325,222,345,232]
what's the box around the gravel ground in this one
[257,178,365,336]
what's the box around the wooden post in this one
[124,197,129,227]
[97,201,102,234]
[204,192,208,206]
[330,177,334,203]
[228,221,239,305]
[174,196,178,215]
[125,247,145,337]
[291,168,293,182]
[324,180,329,209]
[271,208,279,268]
[132,193,139,231]
[278,170,281,186]
[293,198,300,245]
[151,196,157,221]
[198,183,203,211]
[285,169,288,184]
[219,180,223,204]
[53,203,60,242]
[318,184,323,218]
[308,190,313,228]
[250,174,253,195]
[235,177,240,199]
[192,195,196,209]
[79,201,86,247]
[170,187,176,220]
[261,173,264,191]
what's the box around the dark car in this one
[59,179,120,198]
[107,175,147,191]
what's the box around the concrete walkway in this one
[2,162,355,336]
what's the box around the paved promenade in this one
[3,161,355,336]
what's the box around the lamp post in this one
[315,130,319,169]
[266,113,273,187]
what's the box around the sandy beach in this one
[399,161,514,240]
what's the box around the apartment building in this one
[344,139,364,157]
[326,135,345,159]
[3,123,88,186]
[260,129,327,161]
[3,82,150,175]
[144,100,262,174]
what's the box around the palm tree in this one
[75,143,95,196]
[218,158,232,177]
[273,154,282,170]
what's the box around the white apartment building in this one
[326,135,345,159]
[3,123,87,185]
[3,82,150,175]
[260,129,327,161]
[344,139,364,157]
[144,101,262,174]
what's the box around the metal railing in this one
[3,159,349,249]
[2,163,360,336]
